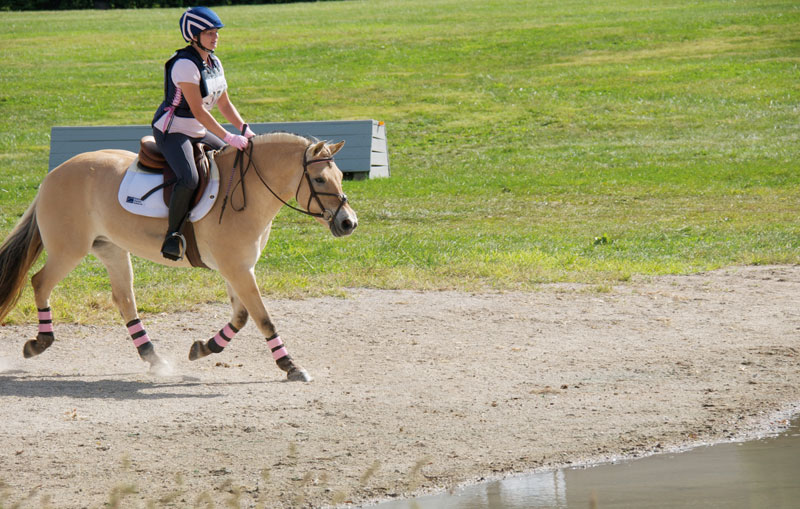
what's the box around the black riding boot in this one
[161,184,195,261]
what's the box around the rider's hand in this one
[243,125,256,139]
[224,131,249,150]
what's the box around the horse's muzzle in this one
[330,209,358,237]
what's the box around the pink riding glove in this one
[223,131,249,150]
[243,125,256,139]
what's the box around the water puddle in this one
[375,417,799,508]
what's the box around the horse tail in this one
[0,197,43,323]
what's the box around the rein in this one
[218,141,348,224]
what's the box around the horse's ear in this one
[328,141,345,157]
[310,140,326,157]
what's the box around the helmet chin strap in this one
[193,39,214,54]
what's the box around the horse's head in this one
[296,140,358,237]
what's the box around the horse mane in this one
[251,131,313,147]
[217,131,313,156]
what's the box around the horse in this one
[0,132,357,382]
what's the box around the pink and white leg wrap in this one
[213,323,238,348]
[209,323,239,353]
[267,334,289,361]
[127,319,151,348]
[38,307,54,334]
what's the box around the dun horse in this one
[0,133,357,381]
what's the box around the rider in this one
[152,6,256,261]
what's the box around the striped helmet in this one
[179,7,224,43]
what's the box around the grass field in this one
[1,0,799,323]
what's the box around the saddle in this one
[137,136,211,208]
[135,136,213,269]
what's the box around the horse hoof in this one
[22,340,38,358]
[23,334,54,358]
[188,341,210,361]
[287,368,312,382]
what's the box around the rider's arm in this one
[216,90,247,132]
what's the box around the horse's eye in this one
[314,177,326,184]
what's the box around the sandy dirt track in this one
[1,265,799,508]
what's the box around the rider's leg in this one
[162,184,194,260]
[152,130,200,261]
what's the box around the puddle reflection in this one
[375,417,799,508]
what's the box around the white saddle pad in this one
[117,158,220,222]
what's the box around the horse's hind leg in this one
[92,240,168,373]
[23,250,86,358]
[189,282,249,360]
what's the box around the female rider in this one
[152,6,255,260]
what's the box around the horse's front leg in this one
[200,269,311,382]
[189,282,249,360]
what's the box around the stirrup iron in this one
[162,231,187,261]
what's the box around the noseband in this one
[218,141,349,224]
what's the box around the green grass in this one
[1,0,799,323]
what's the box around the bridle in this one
[218,141,349,224]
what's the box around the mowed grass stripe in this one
[0,0,798,323]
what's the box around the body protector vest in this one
[152,45,227,132]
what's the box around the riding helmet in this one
[179,6,224,43]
